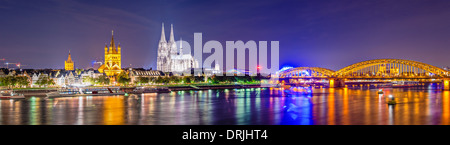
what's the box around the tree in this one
[95,75,110,86]
[169,76,180,83]
[82,76,95,85]
[148,77,157,84]
[16,76,29,88]
[36,76,53,88]
[5,76,16,88]
[211,75,220,84]
[48,78,55,86]
[116,72,131,86]
[0,76,15,88]
[35,76,45,87]
[194,76,205,83]
[76,69,84,75]
[155,77,169,84]
[0,77,7,86]
[135,77,149,86]
[183,76,193,83]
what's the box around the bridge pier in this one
[329,78,345,88]
[442,79,450,91]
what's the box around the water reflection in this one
[1,86,450,125]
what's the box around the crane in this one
[5,62,18,69]
[16,63,27,69]
[4,62,26,69]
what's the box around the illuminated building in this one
[157,23,199,73]
[127,69,165,84]
[98,30,123,76]
[64,50,74,71]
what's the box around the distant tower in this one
[65,50,74,71]
[98,30,123,76]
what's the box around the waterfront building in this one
[64,50,74,71]
[28,69,105,87]
[157,23,199,73]
[127,69,165,84]
[98,30,123,77]
[31,73,49,87]
[31,73,39,87]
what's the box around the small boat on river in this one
[378,89,384,94]
[131,87,171,94]
[46,87,125,98]
[0,90,25,99]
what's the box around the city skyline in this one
[1,0,450,70]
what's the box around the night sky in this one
[1,0,450,70]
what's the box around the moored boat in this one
[46,87,125,98]
[378,89,384,94]
[0,90,25,99]
[131,87,171,94]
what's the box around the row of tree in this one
[133,75,261,86]
[134,76,206,85]
[82,71,131,86]
[82,75,110,85]
[0,76,55,88]
[0,72,265,88]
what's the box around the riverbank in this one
[8,83,266,97]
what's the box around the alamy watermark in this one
[175,33,279,76]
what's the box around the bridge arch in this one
[278,67,335,78]
[334,59,448,77]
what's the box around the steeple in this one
[169,24,175,42]
[67,50,72,62]
[160,23,166,43]
[110,30,116,53]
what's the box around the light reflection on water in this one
[0,87,450,125]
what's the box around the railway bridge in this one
[274,59,450,90]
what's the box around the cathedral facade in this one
[98,30,123,76]
[157,23,199,73]
[64,50,74,71]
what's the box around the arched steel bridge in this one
[277,59,449,78]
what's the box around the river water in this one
[0,87,449,125]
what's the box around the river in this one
[0,87,449,125]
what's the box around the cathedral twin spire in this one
[159,23,176,43]
[157,23,200,72]
[169,24,175,42]
[160,23,166,43]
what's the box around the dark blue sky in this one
[1,0,450,70]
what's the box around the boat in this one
[131,87,171,94]
[46,87,125,98]
[0,90,25,99]
[392,81,419,88]
[378,89,384,94]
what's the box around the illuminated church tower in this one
[64,50,74,71]
[98,30,122,76]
